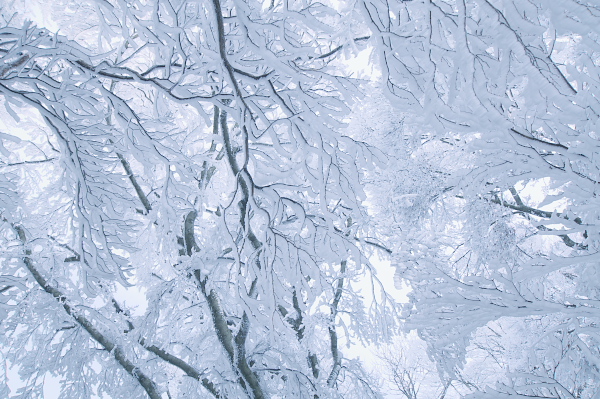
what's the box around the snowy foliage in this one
[1,0,600,398]
[359,1,600,398]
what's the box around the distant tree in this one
[376,334,458,399]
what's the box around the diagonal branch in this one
[316,36,370,60]
[110,299,223,398]
[46,233,222,398]
[5,219,161,399]
[489,194,583,224]
[510,128,568,151]
[139,338,222,398]
[484,0,577,95]
[0,285,14,294]
[117,152,152,214]
[490,190,587,249]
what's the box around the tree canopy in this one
[1,0,599,398]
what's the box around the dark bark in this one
[117,152,152,214]
[327,260,346,387]
[491,189,587,249]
